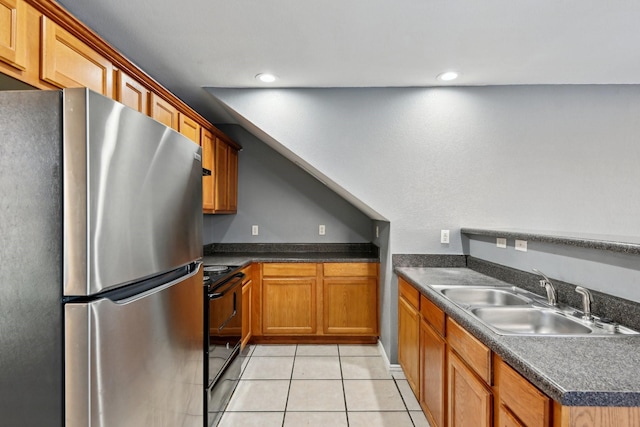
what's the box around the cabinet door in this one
[40,17,113,96]
[201,129,215,212]
[421,318,446,427]
[149,93,178,130]
[214,138,230,211]
[0,0,27,70]
[398,294,420,396]
[179,112,200,144]
[228,147,238,212]
[495,357,550,427]
[262,278,316,335]
[241,279,252,349]
[498,405,525,427]
[323,277,378,335]
[115,70,149,114]
[448,350,492,427]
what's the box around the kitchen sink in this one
[470,307,593,335]
[432,284,639,336]
[440,287,532,307]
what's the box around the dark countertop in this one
[202,252,379,268]
[462,227,640,255]
[395,267,640,407]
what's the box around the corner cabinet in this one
[201,135,238,214]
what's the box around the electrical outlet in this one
[375,226,379,238]
[251,225,259,236]
[440,229,450,244]
[319,225,326,235]
[515,239,527,252]
[496,238,507,248]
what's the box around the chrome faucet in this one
[575,286,594,322]
[532,269,557,306]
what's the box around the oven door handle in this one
[208,273,244,299]
[218,293,237,331]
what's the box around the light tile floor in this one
[219,344,431,427]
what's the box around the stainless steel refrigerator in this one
[0,88,204,426]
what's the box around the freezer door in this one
[65,265,204,427]
[63,88,203,296]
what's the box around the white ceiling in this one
[58,0,640,123]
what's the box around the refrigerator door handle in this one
[112,262,203,305]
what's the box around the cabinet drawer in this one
[420,294,445,336]
[447,318,491,384]
[496,358,550,427]
[262,263,317,277]
[399,278,420,310]
[323,262,378,277]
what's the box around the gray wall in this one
[203,125,373,244]
[209,85,640,361]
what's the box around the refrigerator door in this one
[63,88,203,296]
[65,264,204,427]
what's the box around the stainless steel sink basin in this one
[470,307,593,335]
[441,288,531,307]
[431,284,639,336]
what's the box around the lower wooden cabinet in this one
[421,316,446,427]
[399,278,640,427]
[323,262,378,335]
[398,278,421,396]
[262,276,317,335]
[254,262,379,341]
[494,355,550,427]
[241,267,253,350]
[448,350,492,427]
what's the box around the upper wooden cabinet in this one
[202,134,238,214]
[115,70,149,114]
[40,16,113,96]
[213,137,238,214]
[149,92,178,130]
[179,112,200,144]
[0,0,27,70]
[202,129,215,211]
[1,0,241,215]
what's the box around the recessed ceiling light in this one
[437,71,459,82]
[256,73,277,83]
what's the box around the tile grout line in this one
[337,344,350,427]
[392,377,417,427]
[280,344,298,427]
